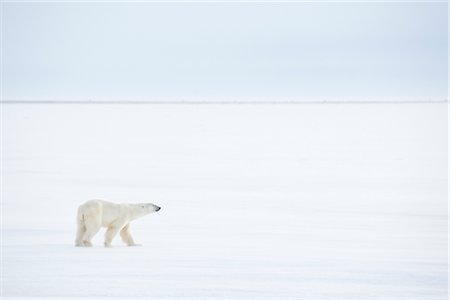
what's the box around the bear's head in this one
[130,203,161,220]
[139,203,161,214]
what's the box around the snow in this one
[2,103,448,298]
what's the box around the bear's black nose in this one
[156,206,161,211]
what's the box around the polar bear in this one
[75,199,161,247]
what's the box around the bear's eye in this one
[141,205,145,208]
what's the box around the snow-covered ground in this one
[2,103,448,298]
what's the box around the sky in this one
[2,2,448,102]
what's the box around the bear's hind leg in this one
[120,224,139,246]
[82,216,101,247]
[75,220,86,247]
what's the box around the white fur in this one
[75,199,161,247]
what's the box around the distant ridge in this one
[1,100,448,104]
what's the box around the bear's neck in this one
[129,205,147,221]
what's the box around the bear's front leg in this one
[104,226,121,247]
[120,223,140,246]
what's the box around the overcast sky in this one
[3,2,448,102]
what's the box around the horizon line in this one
[1,99,448,105]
